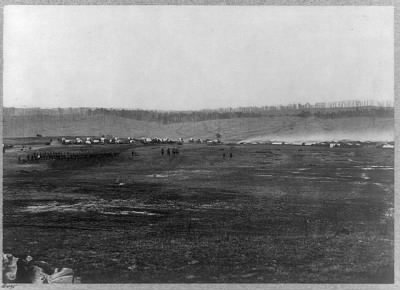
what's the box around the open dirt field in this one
[3,141,394,283]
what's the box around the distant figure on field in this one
[131,151,134,158]
[161,148,164,156]
[167,148,170,156]
[223,153,226,159]
[230,152,233,158]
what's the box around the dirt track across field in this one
[3,142,394,283]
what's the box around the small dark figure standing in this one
[223,153,226,159]
[161,148,164,156]
[131,151,134,158]
[230,152,233,158]
[167,148,170,156]
[303,217,310,237]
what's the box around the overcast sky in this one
[4,6,394,110]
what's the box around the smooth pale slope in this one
[3,115,393,142]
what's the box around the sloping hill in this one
[3,113,393,142]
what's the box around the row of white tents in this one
[60,136,186,145]
[237,140,394,148]
[60,136,225,146]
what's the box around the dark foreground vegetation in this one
[3,140,394,283]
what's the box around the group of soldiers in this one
[161,147,180,157]
[222,151,233,159]
[17,146,233,164]
[18,151,120,163]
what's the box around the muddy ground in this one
[3,141,394,283]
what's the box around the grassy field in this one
[3,114,393,143]
[3,141,394,283]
